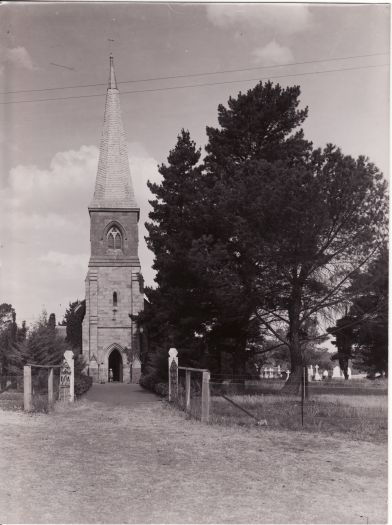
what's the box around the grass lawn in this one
[0,397,387,524]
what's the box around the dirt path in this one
[85,383,160,406]
[0,397,387,524]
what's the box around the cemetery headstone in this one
[314,364,321,381]
[332,365,342,379]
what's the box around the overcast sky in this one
[0,2,389,326]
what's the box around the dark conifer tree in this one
[329,245,388,377]
[144,130,209,370]
[143,82,388,391]
[197,82,388,390]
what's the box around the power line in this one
[1,52,388,96]
[0,63,388,106]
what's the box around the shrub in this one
[154,382,168,397]
[140,373,168,397]
[74,374,92,397]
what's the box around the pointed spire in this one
[109,53,117,90]
[89,55,138,210]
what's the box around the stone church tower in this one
[82,55,143,383]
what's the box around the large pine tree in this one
[143,82,388,390]
[144,130,210,368]
[196,82,387,390]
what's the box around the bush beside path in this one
[0,398,387,524]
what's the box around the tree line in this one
[0,301,87,391]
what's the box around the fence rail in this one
[166,355,387,440]
[168,348,210,423]
[23,351,75,412]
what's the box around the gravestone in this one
[308,365,314,381]
[314,365,321,381]
[332,365,343,379]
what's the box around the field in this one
[209,393,387,443]
[175,378,387,443]
[0,395,388,523]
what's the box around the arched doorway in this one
[108,348,123,382]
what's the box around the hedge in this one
[75,374,93,397]
[140,374,168,397]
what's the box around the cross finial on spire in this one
[109,53,117,90]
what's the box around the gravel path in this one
[0,395,387,524]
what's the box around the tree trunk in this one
[234,329,249,382]
[283,344,304,395]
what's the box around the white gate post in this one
[168,348,178,402]
[64,350,75,402]
[60,350,75,402]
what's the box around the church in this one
[82,55,144,383]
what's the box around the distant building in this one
[82,55,144,383]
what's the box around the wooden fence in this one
[23,350,75,412]
[168,348,210,423]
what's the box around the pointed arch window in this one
[107,226,122,250]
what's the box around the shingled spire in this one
[89,54,138,210]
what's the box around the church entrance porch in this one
[108,348,123,382]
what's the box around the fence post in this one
[185,369,191,412]
[23,365,32,412]
[201,370,210,423]
[301,366,306,426]
[48,368,54,410]
[168,348,178,402]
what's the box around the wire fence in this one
[207,376,387,441]
[176,367,203,420]
[167,349,387,441]
[30,366,61,413]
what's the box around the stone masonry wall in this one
[82,264,144,383]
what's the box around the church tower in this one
[82,55,144,383]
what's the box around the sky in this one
[0,2,389,327]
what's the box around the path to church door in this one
[108,348,123,382]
